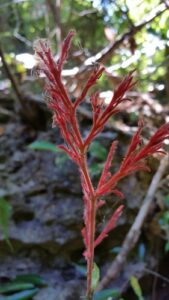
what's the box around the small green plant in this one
[74,263,145,300]
[109,246,121,254]
[159,196,169,252]
[28,140,68,167]
[0,197,12,248]
[29,139,108,176]
[75,263,120,300]
[0,274,46,300]
[89,141,108,176]
[93,289,120,300]
[28,140,62,153]
[130,276,144,300]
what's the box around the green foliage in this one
[28,139,108,175]
[14,274,47,287]
[0,197,12,247]
[159,195,169,252]
[109,246,121,254]
[0,283,34,294]
[73,263,87,276]
[0,274,45,300]
[137,243,146,261]
[160,208,169,226]
[73,263,103,294]
[89,162,105,177]
[159,210,169,252]
[130,276,144,300]
[89,141,108,176]
[54,153,68,167]
[91,262,100,291]
[1,0,169,96]
[93,289,120,300]
[165,241,169,252]
[164,194,169,207]
[28,140,62,153]
[28,140,68,167]
[4,288,39,300]
[62,0,105,52]
[89,141,108,161]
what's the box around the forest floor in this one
[0,89,169,300]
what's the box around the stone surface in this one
[0,120,159,299]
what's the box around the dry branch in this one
[61,2,168,97]
[88,2,168,65]
[0,43,25,108]
[0,45,47,127]
[45,0,62,49]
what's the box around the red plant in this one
[34,31,169,300]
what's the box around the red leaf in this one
[57,31,75,72]
[98,141,118,188]
[94,205,124,248]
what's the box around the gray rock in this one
[34,281,85,300]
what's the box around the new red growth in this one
[34,31,169,300]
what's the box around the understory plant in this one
[34,31,169,300]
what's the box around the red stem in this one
[86,197,97,300]
[58,68,97,300]
[80,154,97,300]
[71,110,84,150]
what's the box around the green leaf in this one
[164,195,169,207]
[89,141,108,161]
[109,246,121,254]
[93,289,120,300]
[28,141,62,153]
[165,241,169,252]
[130,276,143,300]
[0,283,34,294]
[160,212,169,225]
[73,264,87,276]
[89,163,104,176]
[0,197,12,244]
[91,263,100,291]
[54,153,68,167]
[138,243,146,261]
[4,288,38,300]
[14,274,46,287]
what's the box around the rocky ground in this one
[0,94,169,299]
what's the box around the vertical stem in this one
[61,82,97,300]
[71,110,84,149]
[80,154,97,300]
[86,197,97,300]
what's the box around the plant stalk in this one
[86,197,97,300]
[80,152,97,300]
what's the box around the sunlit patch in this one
[156,84,165,91]
[0,79,11,90]
[99,91,113,105]
[16,53,36,69]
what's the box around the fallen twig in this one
[144,267,169,284]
